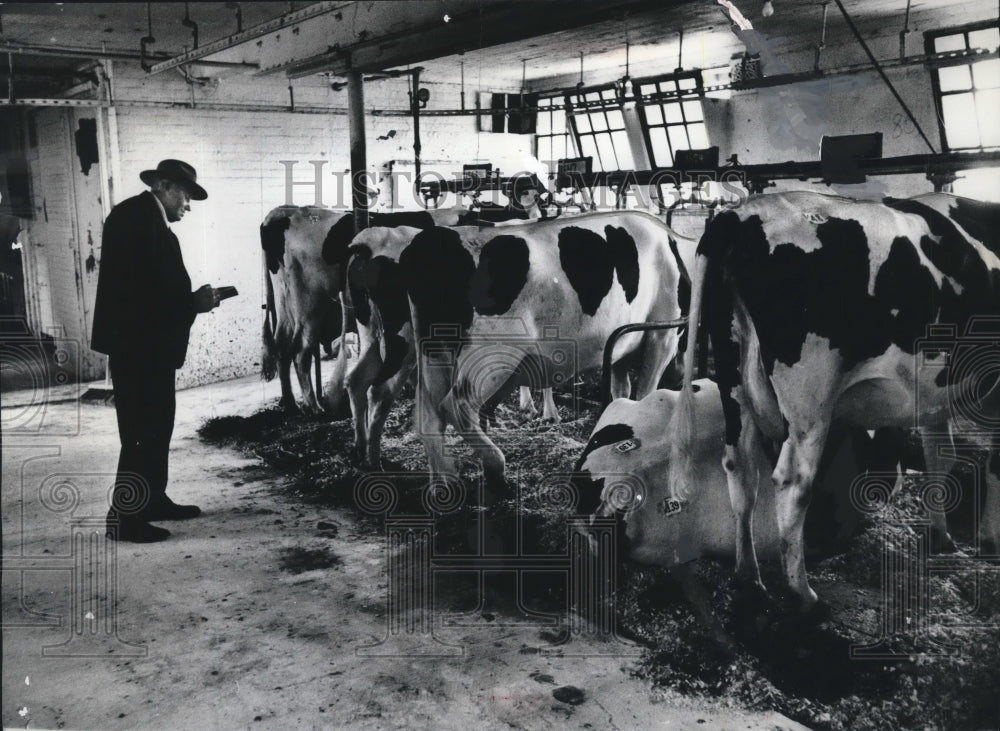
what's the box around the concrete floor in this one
[2,374,804,730]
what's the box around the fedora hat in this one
[139,159,208,200]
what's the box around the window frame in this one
[534,93,576,172]
[925,20,1000,153]
[566,82,635,172]
[633,69,708,168]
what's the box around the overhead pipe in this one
[150,2,348,76]
[0,41,255,68]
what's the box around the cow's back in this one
[444,211,682,356]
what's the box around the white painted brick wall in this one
[103,63,535,389]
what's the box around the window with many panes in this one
[535,95,575,170]
[569,86,635,172]
[636,72,709,166]
[927,23,1000,151]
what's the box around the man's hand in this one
[192,284,220,313]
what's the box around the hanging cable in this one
[140,2,156,73]
[900,0,913,59]
[182,3,199,49]
[833,0,935,153]
[460,61,465,111]
[814,2,828,71]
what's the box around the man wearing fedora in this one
[92,159,222,543]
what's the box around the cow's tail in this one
[261,257,279,382]
[668,243,709,502]
[321,291,350,415]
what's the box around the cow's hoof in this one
[539,415,562,426]
[279,400,298,415]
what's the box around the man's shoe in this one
[106,520,171,543]
[146,499,202,521]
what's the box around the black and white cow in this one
[344,220,569,470]
[401,211,692,493]
[260,206,350,414]
[261,207,461,415]
[671,191,1000,608]
[576,380,864,567]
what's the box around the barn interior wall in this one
[79,63,533,389]
[719,63,941,198]
[698,4,998,199]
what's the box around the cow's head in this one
[575,381,735,568]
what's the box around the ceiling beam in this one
[148,2,352,75]
[264,0,691,79]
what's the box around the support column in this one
[347,66,369,234]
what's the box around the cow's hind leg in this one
[415,362,459,489]
[632,329,679,400]
[345,337,382,464]
[518,386,538,418]
[724,412,770,594]
[918,426,958,553]
[444,358,515,499]
[609,359,631,400]
[772,423,830,608]
[539,388,560,423]
[278,353,297,413]
[293,345,322,414]
[366,355,415,470]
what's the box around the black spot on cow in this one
[457,205,529,226]
[322,215,357,267]
[873,236,939,350]
[469,236,530,316]
[706,210,974,377]
[347,244,412,384]
[400,227,476,340]
[260,215,291,273]
[323,211,438,267]
[671,237,692,355]
[580,423,634,461]
[604,225,640,303]
[569,472,606,518]
[886,197,1000,389]
[347,245,374,327]
[377,332,410,385]
[372,210,436,230]
[949,197,1000,258]
[559,227,615,316]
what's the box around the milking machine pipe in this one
[600,318,688,407]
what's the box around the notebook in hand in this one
[215,286,239,300]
